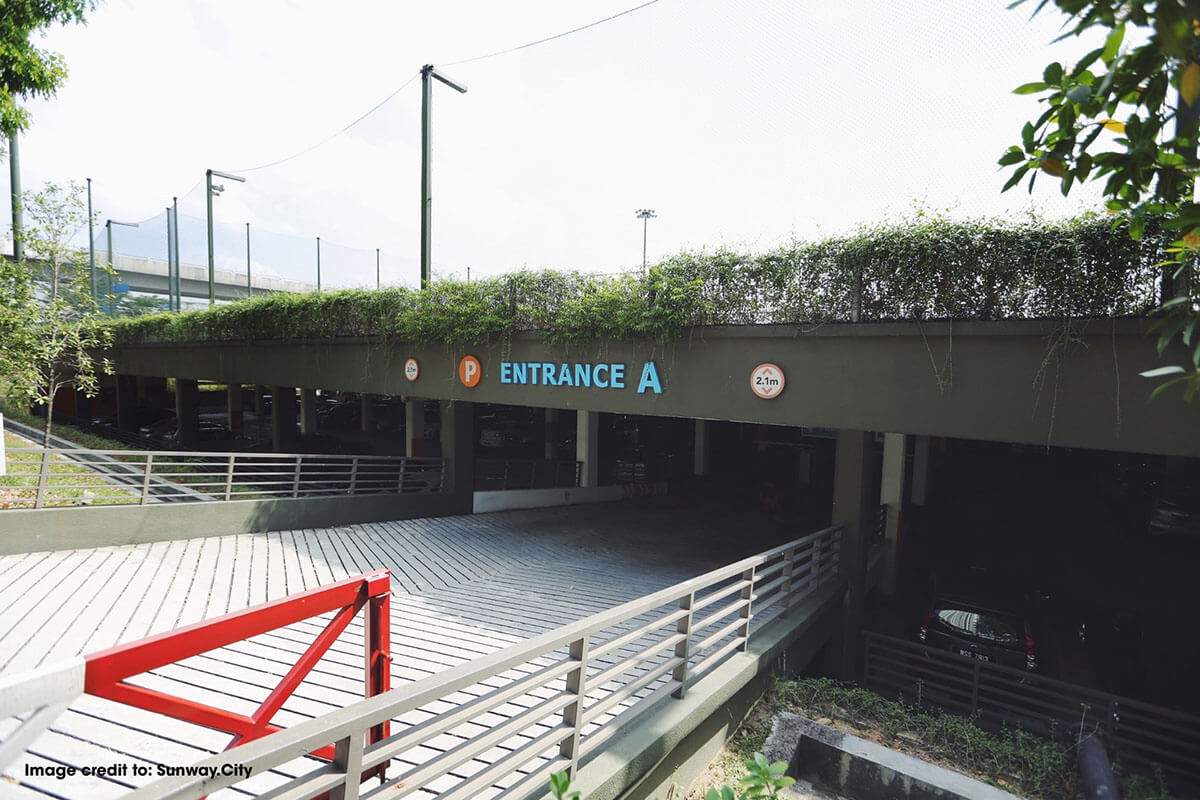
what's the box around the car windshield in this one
[932,605,1022,646]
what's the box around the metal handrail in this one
[2,447,445,508]
[116,524,842,800]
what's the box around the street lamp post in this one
[376,248,380,290]
[316,237,321,291]
[105,219,139,316]
[206,168,246,307]
[420,64,467,290]
[636,209,656,271]
[87,178,96,300]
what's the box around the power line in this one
[442,0,663,67]
[231,72,422,173]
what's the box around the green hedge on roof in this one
[103,211,1168,347]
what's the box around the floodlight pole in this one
[420,64,467,290]
[105,219,139,316]
[206,168,246,306]
[246,222,251,297]
[636,209,656,271]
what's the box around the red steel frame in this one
[82,570,391,779]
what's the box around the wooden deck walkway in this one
[0,500,793,799]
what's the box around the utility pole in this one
[246,223,252,297]
[316,236,321,291]
[376,248,380,290]
[420,64,467,289]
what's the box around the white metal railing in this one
[78,524,842,800]
[2,447,445,508]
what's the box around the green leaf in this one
[1043,62,1063,85]
[998,147,1025,166]
[1140,366,1187,378]
[1129,216,1145,240]
[1101,24,1124,64]
[1013,81,1048,95]
[1066,85,1092,104]
[1021,121,1035,152]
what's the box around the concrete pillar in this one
[115,374,138,430]
[440,399,475,502]
[577,411,599,488]
[300,388,318,435]
[911,435,930,505]
[75,389,91,421]
[544,408,557,461]
[254,386,267,441]
[830,428,874,678]
[879,433,906,595]
[271,387,297,452]
[693,419,710,476]
[406,398,425,457]
[227,384,243,432]
[361,394,376,433]
[174,378,200,450]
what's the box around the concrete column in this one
[830,428,874,678]
[361,394,376,433]
[406,398,425,457]
[75,389,91,421]
[440,399,475,503]
[227,384,243,432]
[879,433,906,595]
[693,419,710,476]
[544,408,557,461]
[174,378,200,450]
[271,387,297,452]
[254,386,267,441]
[577,411,599,488]
[300,388,318,435]
[115,374,138,430]
[911,435,930,505]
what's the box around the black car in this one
[918,596,1037,671]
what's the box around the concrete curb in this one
[763,714,1021,800]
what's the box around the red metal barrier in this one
[82,570,391,778]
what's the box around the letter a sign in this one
[459,355,481,388]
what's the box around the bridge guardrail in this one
[2,447,445,508]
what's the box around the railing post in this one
[502,460,511,491]
[559,634,590,779]
[811,535,824,588]
[224,454,235,501]
[329,732,365,800]
[292,455,304,498]
[397,457,408,492]
[782,547,795,609]
[739,566,755,652]
[349,456,359,495]
[140,453,154,505]
[671,591,695,698]
[365,585,391,780]
[34,449,51,508]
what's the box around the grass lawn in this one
[1,430,143,508]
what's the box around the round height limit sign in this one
[750,363,785,399]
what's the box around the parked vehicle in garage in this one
[918,596,1038,671]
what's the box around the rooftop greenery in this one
[103,211,1168,348]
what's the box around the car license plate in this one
[959,649,989,662]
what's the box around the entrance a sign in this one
[750,363,785,399]
[458,355,481,388]
[404,358,420,382]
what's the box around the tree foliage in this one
[0,0,95,136]
[1001,0,1200,401]
[3,181,113,445]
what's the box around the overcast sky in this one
[2,0,1111,290]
